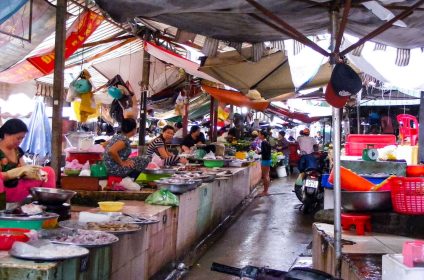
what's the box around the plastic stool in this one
[341,213,372,235]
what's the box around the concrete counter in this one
[0,164,262,280]
[312,223,420,280]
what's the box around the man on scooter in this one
[297,128,318,172]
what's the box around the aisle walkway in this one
[185,176,314,279]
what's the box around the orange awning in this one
[202,85,269,111]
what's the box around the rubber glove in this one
[6,166,41,180]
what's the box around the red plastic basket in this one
[390,177,424,215]
[66,152,102,165]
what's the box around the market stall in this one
[0,162,261,280]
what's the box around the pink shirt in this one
[0,166,56,203]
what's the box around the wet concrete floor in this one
[185,175,315,279]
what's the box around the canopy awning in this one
[96,0,424,49]
[202,85,269,111]
[267,104,322,123]
[144,41,220,83]
[199,47,333,99]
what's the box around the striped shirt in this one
[146,136,180,166]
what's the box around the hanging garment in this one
[79,92,97,122]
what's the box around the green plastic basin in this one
[0,220,44,230]
[203,160,225,168]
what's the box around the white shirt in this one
[297,136,316,155]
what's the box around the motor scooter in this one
[294,151,328,214]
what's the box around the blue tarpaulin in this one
[20,98,52,157]
[0,0,28,25]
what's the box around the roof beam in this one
[65,37,137,69]
[340,0,424,56]
[335,0,351,53]
[82,34,134,47]
[245,0,330,57]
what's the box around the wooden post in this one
[419,91,424,163]
[209,97,215,140]
[182,89,189,137]
[51,0,67,183]
[213,101,218,141]
[138,51,150,151]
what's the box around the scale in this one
[362,144,379,161]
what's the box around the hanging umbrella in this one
[20,98,52,158]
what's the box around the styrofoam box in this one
[383,254,424,280]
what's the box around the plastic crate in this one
[345,134,396,156]
[390,177,424,215]
[382,254,424,280]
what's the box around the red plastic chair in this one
[397,114,419,146]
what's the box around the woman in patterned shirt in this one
[146,125,187,166]
[103,118,149,177]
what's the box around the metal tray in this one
[155,179,202,194]
[9,240,89,261]
[201,174,216,183]
[158,184,196,194]
[0,211,58,221]
[39,229,119,248]
[97,212,160,225]
[144,168,176,175]
[59,220,142,234]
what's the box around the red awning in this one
[202,85,269,111]
[267,104,321,123]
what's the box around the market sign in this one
[0,10,103,83]
[27,11,104,74]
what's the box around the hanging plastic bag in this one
[145,189,179,206]
[117,177,141,191]
[79,161,91,176]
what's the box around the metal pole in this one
[209,97,215,140]
[138,51,150,151]
[330,8,342,278]
[356,90,361,134]
[419,91,424,163]
[51,0,67,184]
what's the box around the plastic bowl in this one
[0,228,30,250]
[98,201,125,212]
[406,165,424,177]
[64,169,81,176]
[203,160,225,168]
[42,216,58,229]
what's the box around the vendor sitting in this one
[146,125,187,166]
[181,125,203,153]
[0,119,55,203]
[103,118,149,177]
